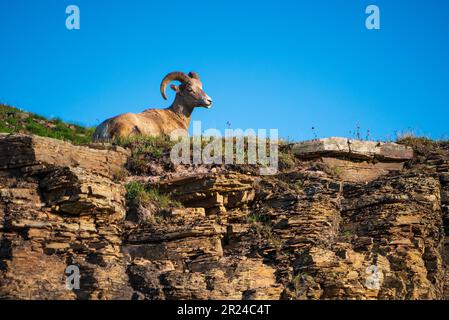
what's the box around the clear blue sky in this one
[1,0,448,141]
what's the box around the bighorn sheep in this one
[93,71,212,141]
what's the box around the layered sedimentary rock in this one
[0,134,133,299]
[154,173,255,214]
[1,134,449,300]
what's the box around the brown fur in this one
[93,72,212,141]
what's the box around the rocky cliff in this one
[1,133,448,300]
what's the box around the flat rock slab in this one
[0,134,130,177]
[292,137,413,161]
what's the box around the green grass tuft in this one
[125,180,182,209]
[114,135,175,157]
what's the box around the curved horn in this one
[160,72,191,100]
[188,72,200,81]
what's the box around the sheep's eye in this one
[187,88,194,93]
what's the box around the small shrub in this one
[291,273,314,298]
[125,180,182,209]
[112,168,129,182]
[247,213,271,224]
[116,135,175,173]
[247,212,282,250]
[396,133,437,157]
[341,230,354,240]
[324,165,343,178]
[115,135,175,158]
[125,180,148,205]
[278,142,296,171]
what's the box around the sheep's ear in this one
[170,84,180,93]
[189,72,200,80]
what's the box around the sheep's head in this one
[160,71,213,108]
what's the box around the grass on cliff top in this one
[0,104,94,144]
[396,133,449,158]
[396,134,438,154]
[116,134,298,174]
[125,180,182,209]
[115,135,176,158]
[115,135,176,175]
[4,102,446,162]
